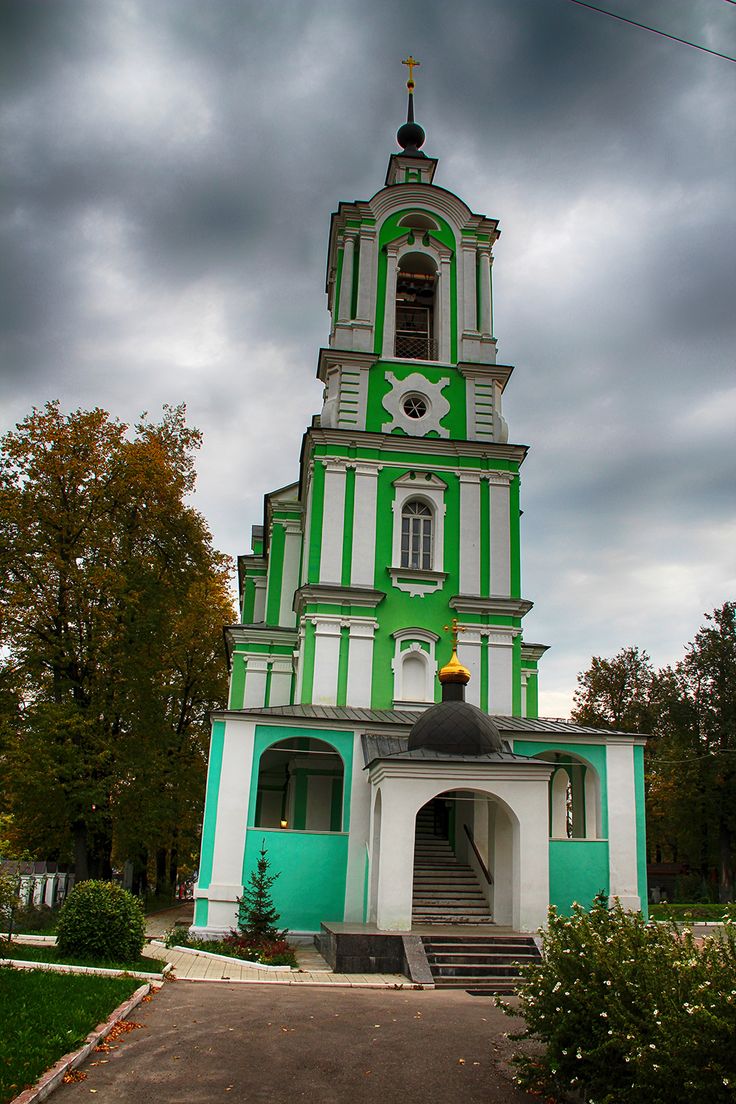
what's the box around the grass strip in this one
[0,968,139,1104]
[1,942,166,973]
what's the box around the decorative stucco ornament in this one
[382,371,450,437]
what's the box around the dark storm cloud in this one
[1,0,734,711]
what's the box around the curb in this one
[1,958,168,982]
[150,939,290,972]
[175,975,418,989]
[8,981,152,1104]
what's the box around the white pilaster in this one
[205,719,255,931]
[461,240,478,335]
[478,244,492,336]
[351,463,378,586]
[488,472,511,596]
[337,232,356,322]
[382,248,399,358]
[355,227,377,349]
[374,782,415,930]
[319,461,346,583]
[269,658,293,706]
[243,657,268,707]
[439,254,452,362]
[345,620,376,707]
[606,739,641,910]
[312,618,342,705]
[459,472,481,594]
[252,576,266,622]
[278,521,301,628]
[458,629,482,707]
[488,630,514,715]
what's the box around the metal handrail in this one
[463,823,493,885]
[394,333,438,361]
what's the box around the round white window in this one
[402,393,429,419]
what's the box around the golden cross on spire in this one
[443,617,460,651]
[402,55,420,90]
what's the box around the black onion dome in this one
[409,699,504,756]
[396,89,426,158]
[396,119,426,157]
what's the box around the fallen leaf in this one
[458,1058,465,1065]
[63,1071,87,1084]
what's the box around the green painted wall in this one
[197,720,226,891]
[549,840,610,914]
[243,829,349,932]
[265,523,285,625]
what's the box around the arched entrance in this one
[413,791,516,927]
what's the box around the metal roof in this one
[231,703,642,737]
[360,733,539,768]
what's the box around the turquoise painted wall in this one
[242,828,349,932]
[549,840,609,914]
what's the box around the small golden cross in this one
[402,55,420,89]
[443,617,460,651]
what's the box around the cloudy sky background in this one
[1,0,734,715]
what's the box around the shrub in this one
[500,896,736,1104]
[56,880,145,962]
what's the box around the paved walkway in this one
[52,979,536,1103]
[142,904,409,986]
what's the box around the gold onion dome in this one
[438,648,470,685]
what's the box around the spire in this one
[396,55,426,158]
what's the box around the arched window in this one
[254,737,344,832]
[395,252,438,361]
[401,500,432,569]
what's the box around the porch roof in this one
[360,732,533,768]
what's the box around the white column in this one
[344,740,372,921]
[243,657,268,707]
[461,241,478,334]
[382,248,399,357]
[312,619,341,705]
[521,673,528,718]
[439,255,452,362]
[488,630,514,715]
[459,472,481,594]
[478,244,492,336]
[269,658,292,706]
[458,629,482,707]
[606,739,641,910]
[278,522,301,628]
[337,232,356,322]
[319,461,346,583]
[375,781,415,930]
[488,255,495,337]
[351,464,378,585]
[488,472,511,595]
[345,621,375,707]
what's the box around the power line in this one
[564,0,736,63]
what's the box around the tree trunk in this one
[73,821,89,882]
[719,818,734,903]
[155,847,168,898]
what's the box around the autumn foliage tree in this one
[0,402,234,891]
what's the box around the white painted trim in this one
[488,477,511,596]
[391,470,446,574]
[311,619,342,705]
[606,741,641,910]
[346,621,375,707]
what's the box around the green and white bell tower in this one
[236,60,546,719]
[193,64,648,941]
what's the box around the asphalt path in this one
[54,981,539,1103]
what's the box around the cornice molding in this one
[449,595,534,618]
[294,583,385,614]
[306,427,528,464]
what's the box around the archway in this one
[533,751,602,839]
[412,789,518,927]
[395,252,438,360]
[254,737,344,832]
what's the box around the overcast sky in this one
[1,0,734,715]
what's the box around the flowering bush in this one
[500,896,736,1104]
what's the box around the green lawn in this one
[0,968,140,1104]
[0,942,166,973]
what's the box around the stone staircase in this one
[421,933,541,992]
[412,809,492,924]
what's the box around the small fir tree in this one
[237,843,284,940]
